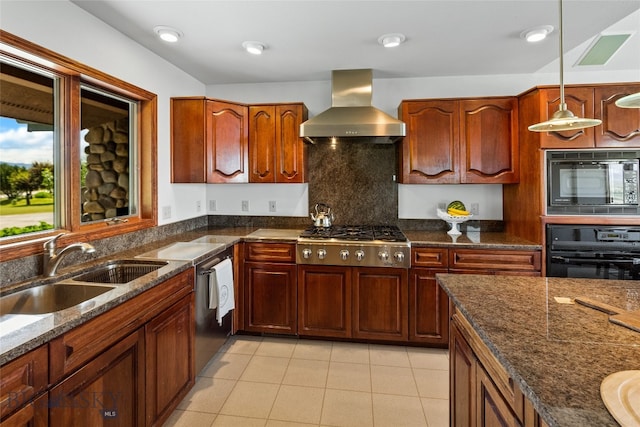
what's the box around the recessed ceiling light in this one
[242,41,266,55]
[378,33,406,48]
[520,25,554,43]
[154,26,183,43]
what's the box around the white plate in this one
[601,370,640,427]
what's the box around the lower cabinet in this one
[49,329,146,427]
[297,265,408,341]
[145,294,195,426]
[450,307,548,427]
[244,243,297,335]
[1,268,196,427]
[409,267,449,346]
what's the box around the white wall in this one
[0,0,207,225]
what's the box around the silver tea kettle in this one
[310,203,335,227]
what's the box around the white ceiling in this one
[70,0,640,85]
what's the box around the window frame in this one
[0,30,157,262]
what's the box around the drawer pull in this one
[65,345,74,358]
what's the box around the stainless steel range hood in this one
[299,69,406,144]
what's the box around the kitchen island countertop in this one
[437,273,640,427]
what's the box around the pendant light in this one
[615,92,640,108]
[528,0,602,132]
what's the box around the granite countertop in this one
[0,229,246,365]
[437,274,640,427]
[1,226,537,365]
[404,230,542,250]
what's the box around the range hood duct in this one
[299,69,406,144]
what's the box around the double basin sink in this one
[0,260,168,315]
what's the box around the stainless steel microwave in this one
[547,155,639,207]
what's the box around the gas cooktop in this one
[299,225,407,242]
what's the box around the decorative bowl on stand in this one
[437,209,473,235]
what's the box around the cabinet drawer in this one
[450,249,541,272]
[411,247,449,268]
[245,242,296,263]
[49,269,194,383]
[0,345,48,420]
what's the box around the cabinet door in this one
[476,364,520,427]
[1,393,47,427]
[249,105,276,183]
[450,321,477,427]
[49,329,145,427]
[244,262,297,334]
[538,87,595,149]
[409,268,449,345]
[0,345,48,420]
[594,85,640,147]
[399,100,460,183]
[352,267,408,341]
[145,294,195,427]
[171,98,207,183]
[298,265,352,338]
[206,100,248,183]
[460,98,519,184]
[275,104,307,183]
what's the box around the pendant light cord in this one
[558,0,565,111]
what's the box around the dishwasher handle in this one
[198,256,233,275]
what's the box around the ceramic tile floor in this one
[164,335,449,427]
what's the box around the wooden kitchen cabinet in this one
[450,306,547,427]
[249,103,308,183]
[171,97,249,183]
[398,97,518,184]
[521,84,640,149]
[352,267,408,341]
[0,345,48,423]
[244,243,297,334]
[298,265,352,339]
[298,265,408,341]
[49,329,145,427]
[145,294,194,426]
[449,248,541,276]
[409,247,449,346]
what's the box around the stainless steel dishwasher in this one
[136,241,234,374]
[194,246,233,374]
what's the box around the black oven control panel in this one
[596,230,640,242]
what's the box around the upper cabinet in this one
[249,103,308,183]
[171,97,249,183]
[171,98,307,183]
[520,84,640,149]
[398,97,519,184]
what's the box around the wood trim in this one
[0,30,158,262]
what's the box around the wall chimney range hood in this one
[299,69,406,144]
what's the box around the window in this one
[0,30,157,262]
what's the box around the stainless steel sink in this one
[0,283,115,315]
[71,260,168,284]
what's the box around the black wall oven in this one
[546,225,640,280]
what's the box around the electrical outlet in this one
[196,200,201,212]
[209,200,216,211]
[241,200,249,211]
[269,201,277,212]
[470,203,480,215]
[161,206,171,219]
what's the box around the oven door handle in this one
[550,255,640,265]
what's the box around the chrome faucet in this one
[43,233,96,277]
